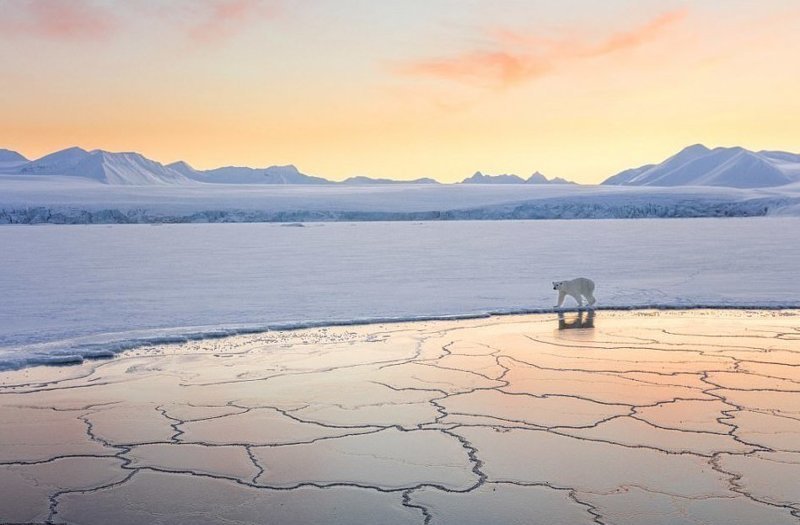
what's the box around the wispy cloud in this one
[397,50,552,89]
[583,10,687,57]
[0,0,117,41]
[394,9,688,89]
[0,0,283,46]
[185,0,281,45]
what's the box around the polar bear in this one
[553,278,596,308]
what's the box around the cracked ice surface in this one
[0,310,799,524]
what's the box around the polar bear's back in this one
[565,277,594,294]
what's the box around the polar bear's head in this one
[553,281,564,290]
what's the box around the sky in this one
[1,0,799,183]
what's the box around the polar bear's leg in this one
[585,280,596,308]
[555,291,566,307]
[572,293,583,307]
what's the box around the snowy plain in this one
[1,218,799,370]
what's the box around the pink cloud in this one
[0,0,286,49]
[587,9,687,57]
[0,0,117,41]
[397,50,552,89]
[395,9,688,89]
[185,0,281,45]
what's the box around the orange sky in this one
[1,0,799,183]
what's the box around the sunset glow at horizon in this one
[1,0,799,183]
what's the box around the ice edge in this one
[1,303,798,372]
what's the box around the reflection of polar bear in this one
[553,278,596,308]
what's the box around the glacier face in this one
[1,176,798,224]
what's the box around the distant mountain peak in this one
[526,171,548,183]
[682,143,711,154]
[57,146,90,155]
[20,146,91,174]
[260,164,329,184]
[341,175,439,185]
[0,148,28,163]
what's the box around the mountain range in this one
[2,144,799,187]
[341,175,439,185]
[167,161,329,185]
[461,171,574,185]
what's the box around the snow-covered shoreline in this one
[2,219,799,371]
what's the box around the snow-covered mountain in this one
[603,145,800,188]
[17,148,192,185]
[70,151,192,185]
[169,162,331,184]
[461,171,574,184]
[341,176,439,185]
[11,148,331,185]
